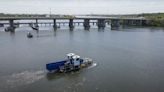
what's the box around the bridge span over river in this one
[0,16,148,32]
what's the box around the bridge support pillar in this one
[53,19,57,30]
[78,23,80,26]
[10,20,14,31]
[137,20,143,26]
[107,21,110,25]
[93,22,95,25]
[111,19,120,30]
[83,19,90,30]
[122,20,128,26]
[35,19,39,27]
[141,20,148,26]
[5,19,15,32]
[69,19,74,30]
[97,19,106,29]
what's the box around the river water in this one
[0,26,164,92]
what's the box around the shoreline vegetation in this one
[0,13,164,27]
[141,13,164,27]
[88,13,164,27]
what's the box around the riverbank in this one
[139,13,164,27]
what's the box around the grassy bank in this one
[139,13,164,27]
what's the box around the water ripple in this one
[5,70,45,88]
[87,62,97,69]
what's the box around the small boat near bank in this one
[27,32,33,38]
[46,53,93,73]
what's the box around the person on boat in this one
[67,53,75,64]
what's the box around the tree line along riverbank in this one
[138,13,164,27]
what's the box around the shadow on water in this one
[46,63,97,81]
[98,28,105,32]
[10,31,15,35]
[34,30,57,38]
[149,27,164,32]
[36,34,55,38]
[53,30,57,36]
[69,28,74,31]
[9,31,15,39]
[46,71,81,81]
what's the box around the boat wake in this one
[87,62,97,69]
[4,70,45,88]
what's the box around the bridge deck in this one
[0,16,147,20]
[0,22,98,25]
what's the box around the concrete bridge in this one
[0,16,148,32]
